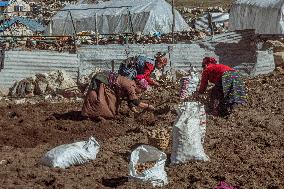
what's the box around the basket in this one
[148,128,170,151]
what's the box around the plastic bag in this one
[41,137,100,169]
[171,102,209,164]
[129,145,168,187]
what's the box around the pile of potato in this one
[135,161,156,174]
[147,128,171,151]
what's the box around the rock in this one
[14,99,26,105]
[9,82,18,97]
[274,52,284,67]
[262,40,284,53]
[34,80,48,95]
[176,69,190,80]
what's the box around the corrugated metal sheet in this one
[197,30,255,44]
[78,44,208,76]
[0,51,79,90]
[0,31,276,91]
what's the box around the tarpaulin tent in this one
[46,0,190,35]
[229,0,284,34]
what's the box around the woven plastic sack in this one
[171,102,209,164]
[41,137,100,169]
[129,145,168,187]
[179,70,199,99]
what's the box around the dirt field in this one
[0,67,283,189]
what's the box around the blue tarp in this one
[0,1,9,7]
[0,17,46,32]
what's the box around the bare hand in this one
[152,80,160,86]
[131,107,139,113]
[147,105,155,110]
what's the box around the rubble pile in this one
[26,36,76,52]
[1,23,34,36]
[1,29,208,52]
[259,39,284,67]
[28,0,78,25]
[9,70,80,98]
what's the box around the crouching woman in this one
[195,57,247,116]
[82,71,154,120]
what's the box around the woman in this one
[195,57,247,116]
[119,52,168,88]
[135,52,168,86]
[82,71,154,120]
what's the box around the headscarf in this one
[155,52,168,68]
[202,57,217,67]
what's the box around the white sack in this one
[179,69,200,99]
[41,137,100,169]
[129,145,168,187]
[171,102,209,164]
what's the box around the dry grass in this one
[167,0,234,8]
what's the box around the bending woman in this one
[196,57,247,116]
[82,71,154,120]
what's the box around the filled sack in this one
[41,136,100,169]
[129,145,168,187]
[171,102,209,164]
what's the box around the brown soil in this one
[0,68,283,189]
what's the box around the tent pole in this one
[127,7,134,35]
[171,0,175,44]
[207,11,214,36]
[68,10,77,53]
[68,10,77,35]
[95,13,98,45]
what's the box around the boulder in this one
[35,80,48,95]
[262,40,284,53]
[274,52,284,67]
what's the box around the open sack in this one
[129,145,168,187]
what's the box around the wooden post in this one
[127,7,134,35]
[207,12,214,36]
[111,60,115,72]
[95,13,99,45]
[171,0,175,44]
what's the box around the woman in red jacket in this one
[134,52,168,87]
[196,57,247,116]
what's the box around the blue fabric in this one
[0,2,9,7]
[0,17,46,32]
[118,63,137,80]
[135,55,155,74]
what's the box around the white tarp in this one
[229,0,284,34]
[195,12,229,31]
[47,0,190,35]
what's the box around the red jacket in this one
[199,64,234,93]
[135,62,155,84]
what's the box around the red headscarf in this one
[155,52,168,69]
[202,57,217,67]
